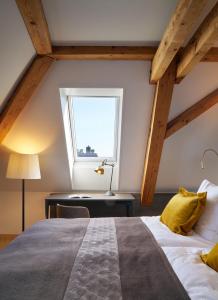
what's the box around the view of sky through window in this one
[72,96,117,158]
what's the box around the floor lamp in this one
[6,153,41,232]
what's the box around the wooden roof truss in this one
[0,0,217,205]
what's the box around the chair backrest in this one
[56,204,90,218]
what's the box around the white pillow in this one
[195,179,218,242]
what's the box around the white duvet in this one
[141,216,218,300]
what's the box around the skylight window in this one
[68,89,122,162]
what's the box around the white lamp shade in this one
[6,153,41,179]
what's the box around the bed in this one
[142,216,218,300]
[0,179,218,300]
[0,215,217,300]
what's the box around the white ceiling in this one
[42,0,179,45]
[42,0,218,46]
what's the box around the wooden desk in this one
[45,193,135,218]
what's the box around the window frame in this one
[68,94,121,162]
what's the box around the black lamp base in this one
[22,179,25,232]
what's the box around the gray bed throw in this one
[0,217,190,300]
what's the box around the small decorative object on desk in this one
[94,159,115,196]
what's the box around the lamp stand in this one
[201,148,218,169]
[105,164,115,196]
[22,179,25,232]
[94,159,116,196]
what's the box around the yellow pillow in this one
[160,187,206,235]
[201,244,218,272]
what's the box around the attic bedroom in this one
[0,0,218,299]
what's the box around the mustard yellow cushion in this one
[201,244,218,272]
[160,187,206,235]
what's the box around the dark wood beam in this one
[16,0,52,54]
[48,46,218,61]
[141,60,176,205]
[49,46,157,60]
[0,56,53,143]
[150,0,207,82]
[165,88,218,138]
[202,47,218,62]
[177,2,218,80]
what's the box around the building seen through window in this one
[77,145,98,157]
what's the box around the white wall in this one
[0,60,218,233]
[1,61,154,192]
[0,191,48,234]
[157,63,218,191]
[0,0,35,109]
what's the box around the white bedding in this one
[163,247,218,300]
[141,216,218,300]
[141,216,214,248]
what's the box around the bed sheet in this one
[141,216,214,248]
[163,246,218,300]
[141,216,218,300]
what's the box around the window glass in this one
[71,96,118,160]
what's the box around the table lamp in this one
[6,153,41,231]
[94,159,115,196]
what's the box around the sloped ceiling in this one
[0,0,217,111]
[42,0,179,45]
[0,0,35,109]
[42,0,217,46]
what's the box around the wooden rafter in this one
[49,46,218,61]
[16,0,52,54]
[0,56,53,143]
[202,47,218,61]
[50,46,157,61]
[177,2,218,80]
[165,88,218,138]
[150,0,207,82]
[141,60,176,205]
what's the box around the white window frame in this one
[67,88,122,163]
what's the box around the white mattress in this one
[141,216,218,300]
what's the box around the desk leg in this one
[50,205,56,218]
[45,202,49,219]
[126,202,133,217]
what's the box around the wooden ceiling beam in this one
[202,47,218,61]
[49,46,157,60]
[48,46,218,61]
[16,0,52,54]
[141,60,176,205]
[177,2,218,80]
[165,88,218,139]
[0,56,53,143]
[150,0,207,83]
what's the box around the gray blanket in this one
[0,217,190,300]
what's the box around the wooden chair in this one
[56,204,90,218]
